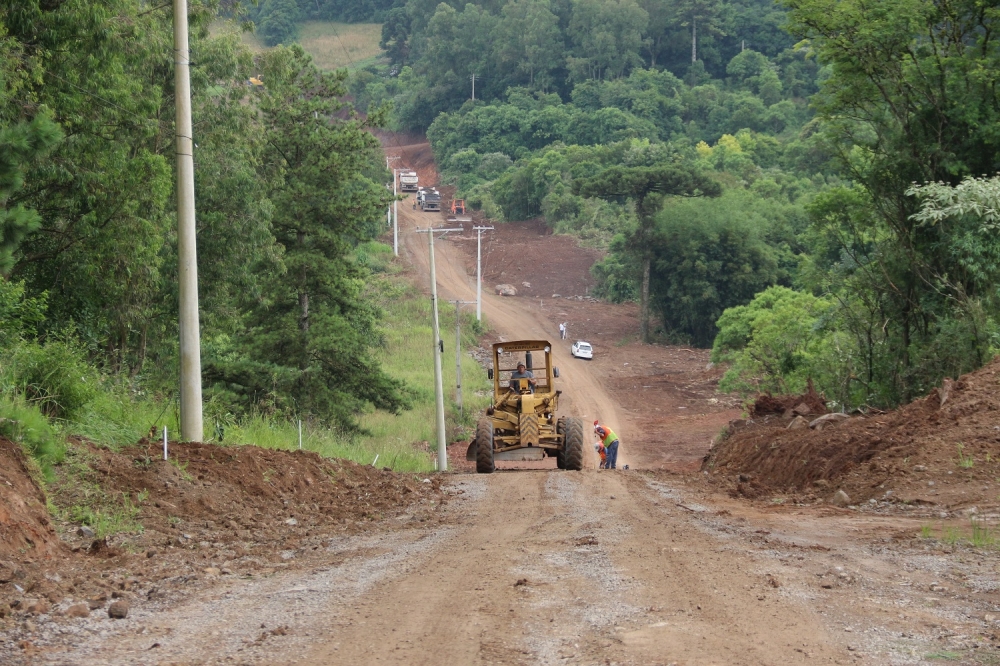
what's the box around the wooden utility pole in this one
[174,0,203,441]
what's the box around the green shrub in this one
[11,338,99,419]
[0,394,64,477]
[712,286,843,398]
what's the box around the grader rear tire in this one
[555,417,567,469]
[475,418,495,474]
[564,417,584,471]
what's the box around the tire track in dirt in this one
[301,470,850,665]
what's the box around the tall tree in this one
[248,45,410,429]
[495,0,563,90]
[567,0,648,80]
[0,114,61,275]
[1,0,175,369]
[573,165,720,341]
[786,0,1000,397]
[677,0,724,63]
[380,7,412,65]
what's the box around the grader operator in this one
[466,340,585,473]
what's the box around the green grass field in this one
[213,20,384,71]
[298,21,384,71]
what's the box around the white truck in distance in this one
[399,170,419,192]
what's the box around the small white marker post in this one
[163,426,168,461]
[298,419,302,450]
[372,454,379,467]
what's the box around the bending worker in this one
[594,421,620,469]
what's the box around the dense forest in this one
[0,0,410,460]
[346,0,1000,412]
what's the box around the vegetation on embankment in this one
[0,2,437,472]
[0,241,491,477]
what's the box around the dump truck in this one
[418,187,441,212]
[466,340,584,473]
[399,170,419,192]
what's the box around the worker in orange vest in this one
[594,441,607,469]
[594,421,620,469]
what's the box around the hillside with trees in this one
[3,0,1000,469]
[0,0,410,466]
[348,0,1000,412]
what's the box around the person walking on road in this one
[560,322,567,339]
[594,421,620,469]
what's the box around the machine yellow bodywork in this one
[467,340,584,473]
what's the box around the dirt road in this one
[53,472,854,665]
[21,141,1000,665]
[398,199,632,470]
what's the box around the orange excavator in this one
[450,199,466,215]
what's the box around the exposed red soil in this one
[0,439,445,625]
[705,358,1000,509]
[749,382,828,418]
[379,131,439,187]
[452,218,604,302]
[0,439,65,562]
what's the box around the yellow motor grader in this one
[466,340,584,473]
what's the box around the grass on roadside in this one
[356,278,493,464]
[919,519,1000,549]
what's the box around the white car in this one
[571,340,593,359]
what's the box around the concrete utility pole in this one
[473,225,494,321]
[416,226,463,472]
[451,300,475,418]
[386,157,392,230]
[393,171,399,256]
[470,73,476,100]
[386,156,400,255]
[174,0,203,441]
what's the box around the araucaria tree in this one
[573,165,720,342]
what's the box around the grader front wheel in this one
[563,417,584,471]
[555,416,567,469]
[475,418,495,474]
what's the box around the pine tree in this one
[0,114,61,275]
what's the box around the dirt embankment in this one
[0,439,66,565]
[0,439,445,629]
[706,358,1000,509]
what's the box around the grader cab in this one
[466,340,584,473]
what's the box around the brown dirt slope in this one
[0,438,65,562]
[705,358,1000,507]
[1,440,445,621]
